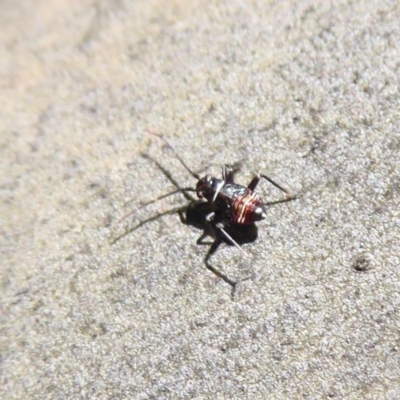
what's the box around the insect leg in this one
[205,213,246,256]
[247,176,257,190]
[204,238,252,298]
[222,163,241,183]
[138,187,196,209]
[112,204,188,245]
[204,240,237,294]
[118,188,194,223]
[248,173,298,199]
[215,222,247,256]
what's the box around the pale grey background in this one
[1,0,399,399]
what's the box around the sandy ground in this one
[1,0,399,398]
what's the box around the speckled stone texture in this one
[1,0,399,398]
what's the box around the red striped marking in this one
[232,192,262,224]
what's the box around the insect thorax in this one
[214,183,248,219]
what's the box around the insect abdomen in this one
[232,191,264,224]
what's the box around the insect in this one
[115,132,298,295]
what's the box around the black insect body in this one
[149,134,296,251]
[115,133,298,295]
[196,173,266,225]
[182,200,258,247]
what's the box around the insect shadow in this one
[179,200,258,292]
[111,153,258,297]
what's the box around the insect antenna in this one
[117,187,196,223]
[139,187,196,209]
[148,131,200,180]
